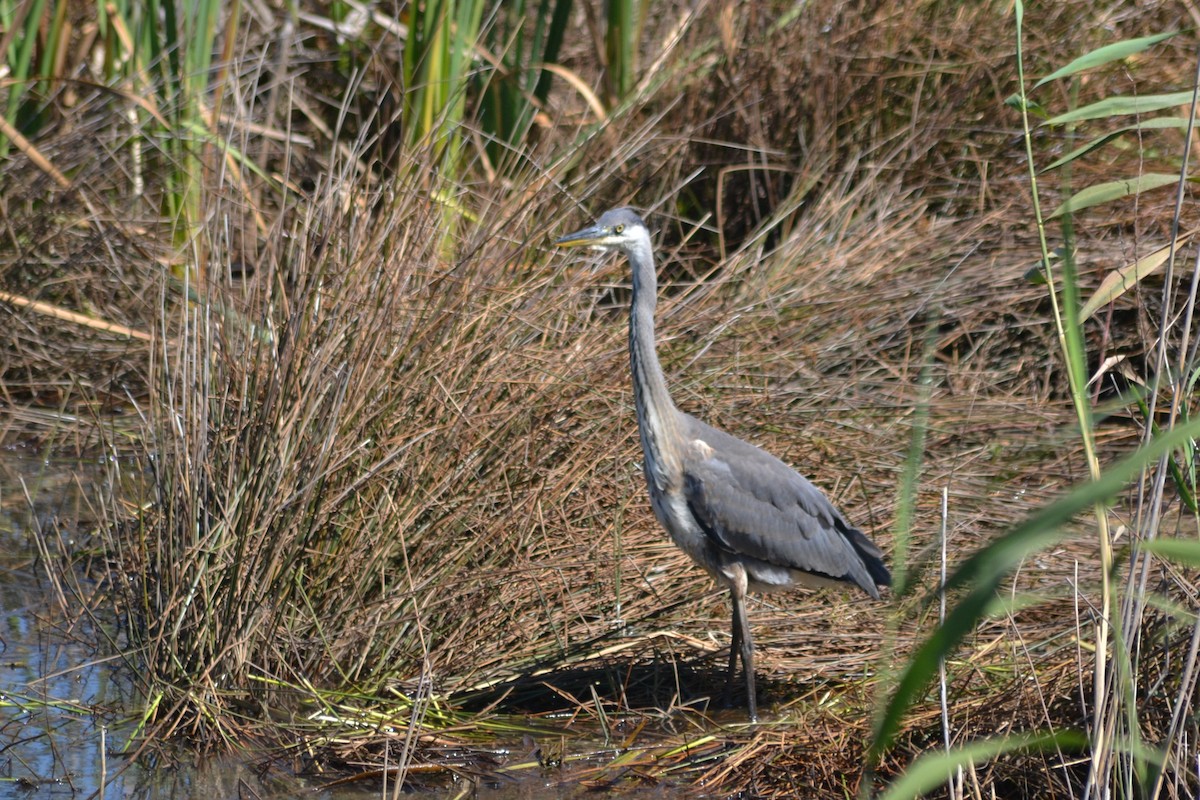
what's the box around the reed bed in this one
[2,0,1199,797]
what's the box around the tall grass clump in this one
[53,0,631,745]
[100,0,684,735]
[114,158,599,742]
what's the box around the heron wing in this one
[679,414,887,596]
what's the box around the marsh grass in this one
[3,0,1200,797]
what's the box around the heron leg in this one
[730,586,757,722]
[723,605,742,706]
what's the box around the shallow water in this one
[2,449,124,794]
[0,449,705,799]
[0,450,355,798]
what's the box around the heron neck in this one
[628,246,681,485]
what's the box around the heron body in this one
[556,207,889,721]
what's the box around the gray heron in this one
[555,207,890,722]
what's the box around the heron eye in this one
[615,224,624,233]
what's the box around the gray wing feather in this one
[680,414,886,597]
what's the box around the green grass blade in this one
[1141,538,1200,567]
[1048,173,1181,218]
[1,0,46,155]
[1041,117,1190,172]
[1132,395,1199,513]
[533,0,573,103]
[890,322,937,596]
[605,0,638,101]
[879,730,1087,800]
[1046,91,1196,125]
[1033,31,1180,89]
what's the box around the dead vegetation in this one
[2,0,1199,797]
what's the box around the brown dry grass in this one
[3,0,1200,797]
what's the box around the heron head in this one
[555,207,648,255]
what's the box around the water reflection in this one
[1,449,141,796]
